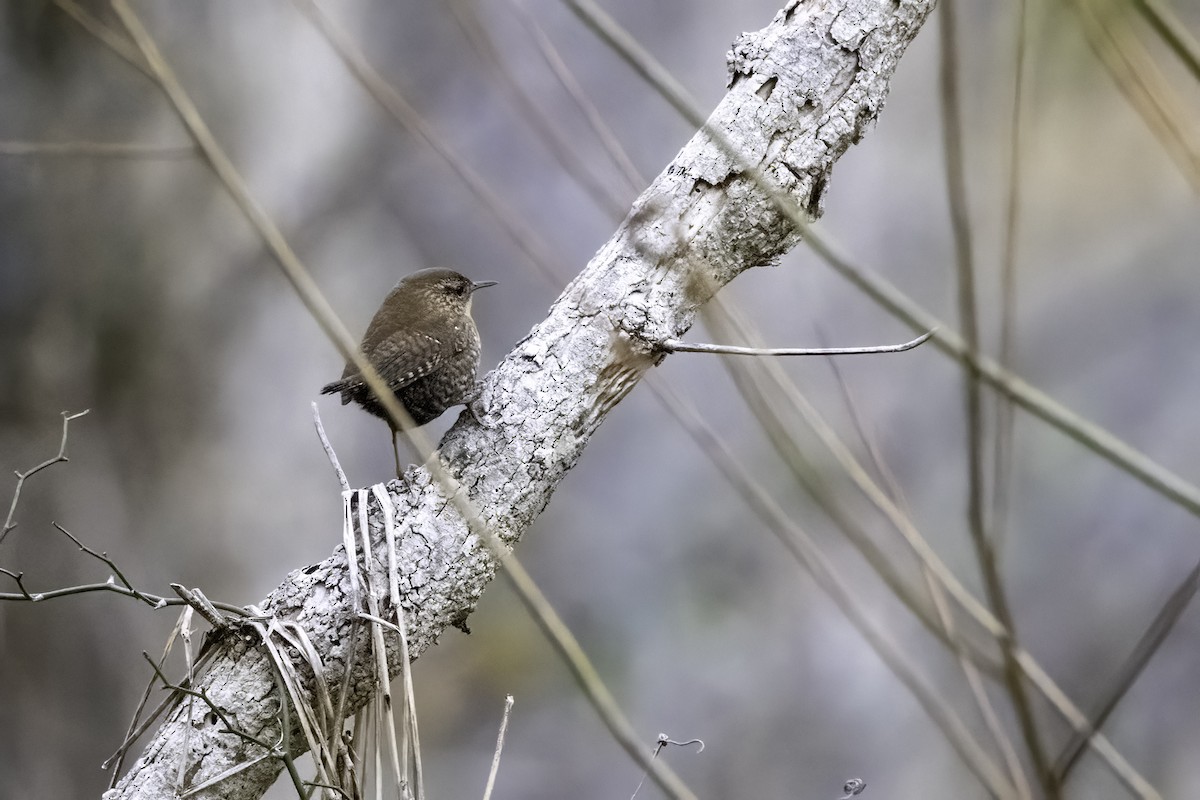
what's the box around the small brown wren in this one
[321,268,496,473]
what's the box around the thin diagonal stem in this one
[993,0,1030,559]
[940,1,1055,794]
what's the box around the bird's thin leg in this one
[390,425,402,479]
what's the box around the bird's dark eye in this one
[455,283,470,296]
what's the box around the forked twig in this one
[51,521,157,607]
[2,410,89,546]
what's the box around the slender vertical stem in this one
[940,1,1057,796]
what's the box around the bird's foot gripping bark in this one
[465,380,493,428]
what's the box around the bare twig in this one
[50,521,157,607]
[481,694,514,800]
[106,613,192,787]
[2,410,89,546]
[0,568,34,600]
[660,331,931,357]
[141,652,270,749]
[169,584,230,629]
[313,402,350,493]
[0,581,241,612]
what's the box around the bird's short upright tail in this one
[320,379,353,405]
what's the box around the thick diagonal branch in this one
[105,2,934,798]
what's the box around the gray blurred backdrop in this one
[2,0,1199,797]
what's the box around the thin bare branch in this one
[50,521,158,607]
[481,695,514,800]
[312,402,351,495]
[660,331,931,357]
[2,410,89,546]
[0,568,33,600]
[140,653,273,750]
[0,580,239,612]
[169,584,231,629]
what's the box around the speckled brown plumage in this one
[321,268,495,436]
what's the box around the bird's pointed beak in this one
[471,280,498,292]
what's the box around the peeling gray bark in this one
[106,2,935,797]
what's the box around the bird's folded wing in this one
[338,330,447,390]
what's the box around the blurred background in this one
[2,0,1199,797]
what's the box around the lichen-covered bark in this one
[106,2,934,797]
